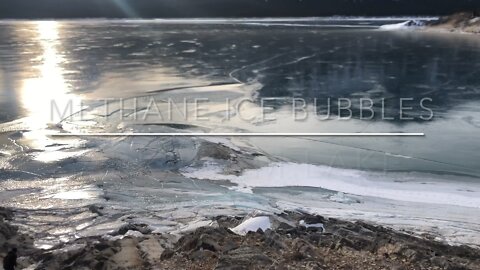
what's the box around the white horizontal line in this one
[51,132,425,137]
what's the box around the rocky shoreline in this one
[427,12,480,34]
[2,207,480,270]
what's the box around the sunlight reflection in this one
[21,21,74,125]
[19,21,80,149]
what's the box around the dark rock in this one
[215,265,247,270]
[161,248,175,260]
[198,235,223,252]
[264,230,286,250]
[0,207,14,221]
[116,223,152,235]
[88,205,104,216]
[255,228,265,234]
[176,227,240,254]
[197,142,235,161]
[303,215,327,225]
[93,242,111,251]
[217,247,273,270]
[292,238,317,260]
[215,216,242,228]
[188,249,217,261]
[277,221,295,231]
[306,227,323,233]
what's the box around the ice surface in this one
[183,162,480,208]
[0,19,479,249]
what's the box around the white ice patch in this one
[227,185,254,194]
[50,186,103,200]
[182,162,480,209]
[124,230,144,238]
[299,220,325,231]
[173,219,219,234]
[231,216,271,235]
[379,20,425,30]
[33,150,88,163]
[181,161,226,180]
[329,192,358,204]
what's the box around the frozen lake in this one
[0,18,479,247]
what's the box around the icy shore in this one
[379,12,480,34]
[2,207,480,270]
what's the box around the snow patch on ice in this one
[231,216,271,235]
[181,161,226,180]
[379,20,425,30]
[174,219,219,234]
[33,150,88,163]
[182,162,480,209]
[299,220,325,232]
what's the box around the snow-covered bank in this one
[180,161,480,246]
